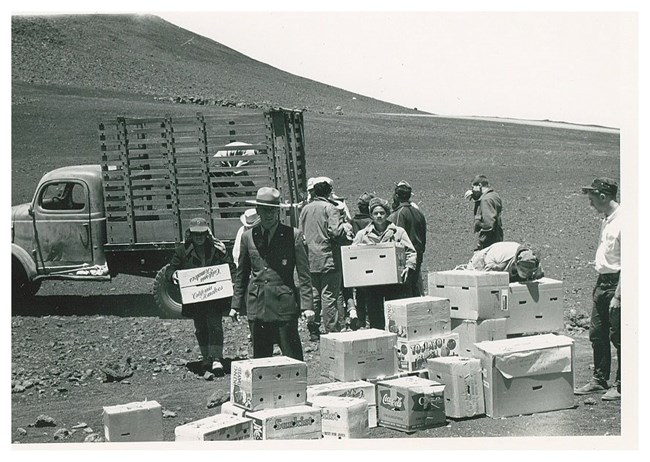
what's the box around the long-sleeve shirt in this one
[352,222,418,270]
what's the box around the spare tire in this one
[153,264,184,319]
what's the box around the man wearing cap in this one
[574,177,621,401]
[231,187,314,360]
[389,181,427,296]
[168,217,235,374]
[299,177,351,340]
[464,175,504,251]
[465,241,544,282]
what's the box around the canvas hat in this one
[516,249,539,269]
[246,187,290,208]
[581,177,618,196]
[314,176,333,187]
[188,217,210,233]
[240,208,261,227]
[307,177,316,191]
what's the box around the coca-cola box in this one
[376,376,446,432]
[177,264,233,305]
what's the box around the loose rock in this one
[84,433,105,443]
[207,389,230,409]
[34,415,56,427]
[53,428,71,440]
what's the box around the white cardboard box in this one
[341,242,406,287]
[102,400,163,442]
[376,376,446,432]
[307,380,378,428]
[220,400,250,418]
[248,405,322,440]
[426,357,485,419]
[177,264,233,304]
[428,270,509,320]
[320,329,397,381]
[309,396,369,439]
[506,278,564,335]
[395,333,460,372]
[474,334,574,418]
[230,356,307,411]
[451,318,508,357]
[174,414,252,441]
[384,296,451,340]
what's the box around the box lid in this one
[475,334,573,378]
[321,328,397,343]
[309,395,367,408]
[342,242,403,252]
[431,270,509,287]
[177,264,231,288]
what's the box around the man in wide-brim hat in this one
[230,187,314,360]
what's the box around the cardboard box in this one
[174,414,252,441]
[474,334,574,418]
[376,376,446,432]
[307,380,377,428]
[384,296,451,340]
[396,333,460,372]
[220,400,250,418]
[248,405,322,440]
[320,329,397,381]
[310,396,369,439]
[426,357,485,419]
[177,264,233,304]
[451,318,508,357]
[506,278,564,335]
[102,400,163,442]
[428,270,509,320]
[341,242,406,287]
[230,356,307,411]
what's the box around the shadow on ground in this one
[11,294,161,318]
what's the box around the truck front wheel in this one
[12,259,41,310]
[153,264,184,319]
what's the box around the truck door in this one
[32,180,94,273]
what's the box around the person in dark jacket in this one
[168,217,235,373]
[388,181,427,296]
[464,175,504,250]
[231,187,314,360]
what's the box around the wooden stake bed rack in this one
[98,109,306,246]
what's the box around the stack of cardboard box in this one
[384,296,459,372]
[428,270,510,357]
[219,356,322,440]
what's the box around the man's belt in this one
[597,272,620,284]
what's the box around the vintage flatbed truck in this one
[11,109,307,317]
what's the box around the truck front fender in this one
[11,244,38,281]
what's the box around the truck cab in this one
[11,165,110,299]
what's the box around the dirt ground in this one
[10,273,621,446]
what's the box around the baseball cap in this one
[395,180,412,192]
[188,217,210,233]
[581,177,618,196]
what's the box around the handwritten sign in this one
[177,264,233,305]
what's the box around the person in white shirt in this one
[574,178,621,401]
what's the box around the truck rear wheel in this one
[153,264,184,319]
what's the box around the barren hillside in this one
[12,14,417,115]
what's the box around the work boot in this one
[211,359,225,377]
[574,378,608,395]
[307,322,321,342]
[601,387,621,401]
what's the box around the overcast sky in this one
[152,9,636,129]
